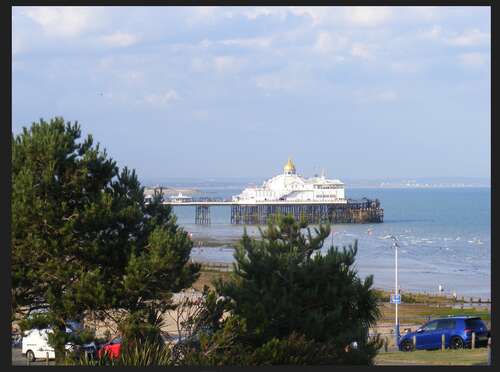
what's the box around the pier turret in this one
[284,157,296,175]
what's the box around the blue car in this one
[398,316,489,351]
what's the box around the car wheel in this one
[172,345,184,361]
[26,350,36,362]
[401,339,414,352]
[450,336,464,349]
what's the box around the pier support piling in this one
[195,205,211,225]
[229,199,383,225]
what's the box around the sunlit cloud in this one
[23,6,101,37]
[143,90,180,107]
[99,32,140,47]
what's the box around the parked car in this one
[170,335,200,361]
[22,328,77,362]
[97,336,122,359]
[22,320,97,362]
[170,327,214,361]
[399,316,490,352]
[12,331,22,348]
[79,341,98,360]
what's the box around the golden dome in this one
[283,157,296,174]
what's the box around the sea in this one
[164,183,490,300]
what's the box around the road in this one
[11,347,56,366]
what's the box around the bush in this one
[72,340,173,366]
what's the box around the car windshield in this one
[110,337,122,344]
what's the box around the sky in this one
[12,6,491,182]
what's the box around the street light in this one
[390,235,400,348]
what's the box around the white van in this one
[22,328,74,362]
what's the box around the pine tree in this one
[211,215,381,364]
[12,117,199,362]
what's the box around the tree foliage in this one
[182,215,382,365]
[12,117,199,360]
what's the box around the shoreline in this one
[194,269,491,306]
[189,240,491,302]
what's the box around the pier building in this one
[233,158,346,203]
[157,158,383,225]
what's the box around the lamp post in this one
[390,235,400,348]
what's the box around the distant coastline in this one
[143,176,490,191]
[144,183,491,191]
[144,186,199,196]
[349,184,491,189]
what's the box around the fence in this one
[198,262,233,272]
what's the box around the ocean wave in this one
[379,235,392,240]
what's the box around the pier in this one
[162,198,383,225]
[151,158,384,225]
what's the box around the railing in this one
[167,200,370,205]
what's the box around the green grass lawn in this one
[379,303,490,322]
[375,348,489,365]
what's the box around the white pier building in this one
[232,158,346,204]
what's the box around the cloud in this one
[420,26,490,47]
[407,6,439,21]
[97,56,115,69]
[122,70,144,83]
[344,7,392,27]
[389,61,420,74]
[186,6,219,26]
[350,43,373,59]
[314,32,348,54]
[419,25,443,40]
[255,75,294,92]
[254,71,308,93]
[143,90,179,107]
[243,7,279,20]
[213,56,245,74]
[220,36,273,49]
[241,6,392,27]
[99,32,140,47]
[459,52,488,67]
[193,55,246,74]
[355,88,398,103]
[447,29,490,47]
[240,7,336,26]
[23,7,100,37]
[376,90,398,102]
[288,7,331,25]
[191,58,210,73]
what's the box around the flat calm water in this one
[170,186,490,299]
